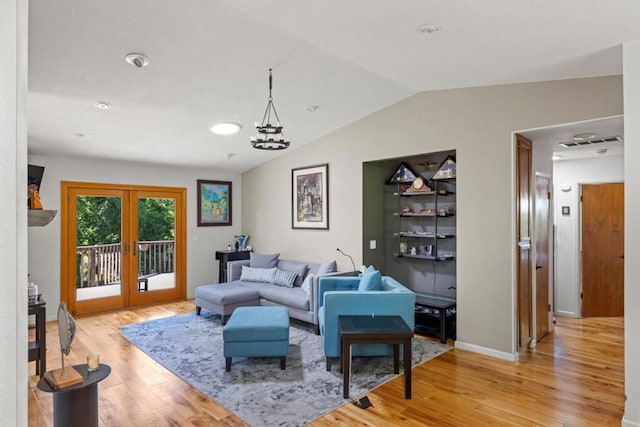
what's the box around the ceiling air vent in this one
[559,135,622,148]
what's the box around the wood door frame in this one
[61,181,187,315]
[515,134,533,352]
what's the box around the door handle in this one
[619,255,624,259]
[123,241,129,256]
[536,265,543,270]
[133,240,138,256]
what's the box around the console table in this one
[414,293,456,343]
[28,299,46,378]
[215,249,251,283]
[38,363,111,427]
[339,315,413,399]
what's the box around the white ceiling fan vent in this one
[559,135,622,148]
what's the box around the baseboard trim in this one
[623,414,640,427]
[556,310,579,318]
[454,340,518,362]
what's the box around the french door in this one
[61,182,186,316]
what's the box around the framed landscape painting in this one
[197,180,232,226]
[292,164,329,229]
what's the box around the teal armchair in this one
[317,275,416,370]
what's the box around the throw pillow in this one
[240,266,277,283]
[276,260,308,287]
[317,260,337,276]
[273,268,298,288]
[358,267,382,291]
[300,273,314,296]
[250,252,279,268]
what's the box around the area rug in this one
[122,312,450,427]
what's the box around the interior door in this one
[535,174,551,341]
[581,183,624,317]
[516,134,532,351]
[62,182,186,316]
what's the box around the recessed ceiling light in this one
[573,132,595,140]
[95,101,112,110]
[211,122,242,135]
[73,133,85,139]
[125,53,150,68]
[417,24,440,34]
[552,155,562,160]
[306,105,320,113]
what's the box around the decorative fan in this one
[44,302,82,388]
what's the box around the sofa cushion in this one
[250,252,279,268]
[241,281,310,311]
[240,266,277,283]
[317,260,337,276]
[300,273,314,296]
[273,268,298,288]
[358,267,382,291]
[276,260,308,287]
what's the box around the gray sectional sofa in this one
[224,257,345,332]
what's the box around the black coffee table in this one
[339,315,413,399]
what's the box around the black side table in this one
[339,315,414,399]
[215,249,251,283]
[38,364,111,427]
[28,299,46,378]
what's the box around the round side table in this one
[38,363,111,427]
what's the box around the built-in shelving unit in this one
[380,150,457,341]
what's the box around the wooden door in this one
[128,189,186,307]
[535,175,551,340]
[516,135,532,350]
[61,182,187,316]
[581,183,624,317]
[62,186,129,316]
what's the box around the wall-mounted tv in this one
[28,164,45,189]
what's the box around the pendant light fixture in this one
[250,69,290,150]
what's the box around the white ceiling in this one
[27,0,640,173]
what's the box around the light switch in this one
[369,240,376,250]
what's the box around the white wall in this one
[242,76,623,358]
[1,0,28,424]
[28,154,243,320]
[623,41,640,427]
[552,155,624,317]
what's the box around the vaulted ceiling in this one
[27,0,640,172]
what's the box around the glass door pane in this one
[75,195,123,301]
[135,196,176,293]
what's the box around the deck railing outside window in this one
[76,240,175,288]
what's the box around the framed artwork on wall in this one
[197,180,232,226]
[292,163,329,229]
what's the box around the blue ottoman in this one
[223,306,290,371]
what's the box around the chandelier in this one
[250,69,290,150]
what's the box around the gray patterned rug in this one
[121,312,449,426]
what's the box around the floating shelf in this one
[28,210,57,226]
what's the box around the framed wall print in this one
[292,164,329,229]
[197,180,232,226]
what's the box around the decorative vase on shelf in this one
[234,235,249,251]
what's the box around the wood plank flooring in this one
[28,302,624,426]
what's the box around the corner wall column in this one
[622,40,640,427]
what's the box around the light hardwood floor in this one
[28,301,624,426]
